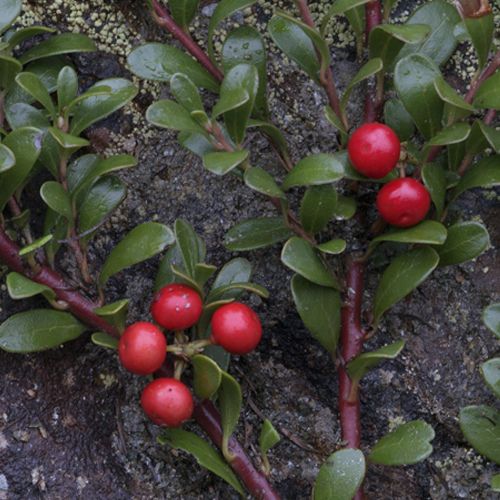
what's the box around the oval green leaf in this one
[283,153,344,190]
[483,303,500,339]
[192,354,222,400]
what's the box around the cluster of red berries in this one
[117,283,262,427]
[348,122,431,228]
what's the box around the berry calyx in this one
[376,177,431,228]
[151,284,203,331]
[348,122,401,179]
[140,378,194,427]
[211,302,262,355]
[118,322,166,375]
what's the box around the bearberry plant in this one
[128,0,500,497]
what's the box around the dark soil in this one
[1,1,499,499]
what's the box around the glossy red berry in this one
[376,178,431,228]
[151,284,203,331]
[211,302,262,355]
[348,122,401,179]
[118,322,166,375]
[140,378,194,427]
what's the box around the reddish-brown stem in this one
[339,259,366,500]
[194,401,281,500]
[151,0,223,82]
[464,50,500,104]
[364,1,383,122]
[365,1,383,39]
[295,0,348,130]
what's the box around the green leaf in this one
[460,406,500,464]
[313,449,366,500]
[492,474,500,492]
[291,274,341,353]
[48,127,90,153]
[19,234,53,257]
[222,26,268,117]
[0,54,22,90]
[436,221,489,267]
[282,237,340,289]
[427,123,471,146]
[6,272,55,301]
[334,195,357,220]
[373,247,439,323]
[369,24,430,67]
[283,153,344,190]
[207,282,269,303]
[474,71,500,110]
[394,54,443,139]
[91,332,119,350]
[317,239,346,255]
[159,428,244,494]
[466,120,500,155]
[347,340,405,383]
[320,0,370,35]
[174,218,206,278]
[481,358,500,398]
[300,185,337,234]
[212,87,249,118]
[0,144,15,173]
[127,43,219,92]
[0,309,86,353]
[19,33,96,64]
[203,150,248,175]
[6,26,55,49]
[395,0,460,66]
[0,127,42,211]
[15,72,56,118]
[433,75,475,118]
[246,119,289,155]
[6,103,50,130]
[224,217,292,251]
[259,419,280,455]
[268,15,320,83]
[422,163,447,217]
[40,181,73,221]
[453,156,500,199]
[483,303,500,339]
[69,78,137,135]
[244,166,285,199]
[170,73,204,113]
[325,106,348,139]
[57,66,78,111]
[194,263,217,287]
[369,221,447,251]
[94,299,129,333]
[464,13,494,69]
[77,176,126,243]
[218,371,242,459]
[369,421,435,465]
[207,0,256,61]
[220,64,258,144]
[147,99,204,133]
[342,58,383,107]
[155,245,184,290]
[212,258,252,297]
[0,0,21,35]
[168,0,199,30]
[192,354,222,400]
[99,222,174,287]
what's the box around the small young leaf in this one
[317,239,347,255]
[334,195,357,220]
[99,223,174,287]
[203,150,248,175]
[244,167,285,199]
[0,309,86,353]
[437,221,489,266]
[159,428,245,494]
[459,406,500,464]
[313,449,366,500]
[283,153,344,190]
[192,354,222,400]
[0,0,21,35]
[259,419,280,455]
[224,217,292,251]
[291,274,341,353]
[373,247,439,322]
[127,43,219,92]
[483,303,500,339]
[91,332,119,350]
[170,72,204,113]
[19,234,53,257]
[57,66,78,112]
[282,237,340,289]
[464,13,494,70]
[300,185,337,234]
[40,181,73,221]
[347,340,405,383]
[48,127,90,153]
[6,272,56,301]
[174,219,206,278]
[422,163,447,217]
[369,420,435,465]
[94,299,129,333]
[219,370,242,459]
[481,358,500,398]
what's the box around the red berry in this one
[151,284,203,331]
[348,122,401,179]
[376,178,431,228]
[141,378,194,427]
[118,322,166,375]
[211,302,262,355]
